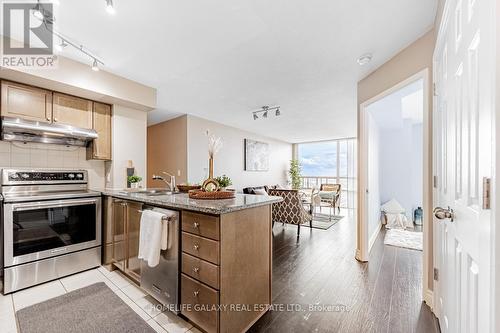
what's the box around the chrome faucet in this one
[152,171,176,192]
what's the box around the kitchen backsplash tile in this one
[0,141,105,189]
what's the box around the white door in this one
[433,0,495,332]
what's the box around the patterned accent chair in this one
[268,189,312,236]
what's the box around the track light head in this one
[91,59,100,71]
[105,0,115,14]
[263,111,268,118]
[253,113,258,120]
[55,39,68,52]
[275,108,281,116]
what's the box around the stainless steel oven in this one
[1,169,102,293]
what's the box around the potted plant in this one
[214,175,232,191]
[127,175,142,189]
[288,159,302,190]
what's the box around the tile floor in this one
[0,266,201,333]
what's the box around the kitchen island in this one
[101,190,282,333]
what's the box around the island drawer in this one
[182,211,220,240]
[181,274,219,333]
[182,232,220,265]
[182,253,219,289]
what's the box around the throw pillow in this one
[253,188,269,196]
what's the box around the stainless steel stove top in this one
[0,168,100,203]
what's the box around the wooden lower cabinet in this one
[106,198,143,283]
[180,206,272,333]
[181,274,219,333]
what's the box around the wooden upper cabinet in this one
[1,81,52,123]
[87,102,112,160]
[52,92,93,129]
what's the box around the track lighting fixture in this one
[31,1,106,72]
[91,59,100,71]
[105,0,116,15]
[252,105,281,120]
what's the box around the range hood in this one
[1,117,98,147]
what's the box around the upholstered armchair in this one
[268,189,312,236]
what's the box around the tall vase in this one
[209,157,214,179]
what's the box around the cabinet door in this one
[111,199,127,271]
[52,92,92,129]
[87,102,112,160]
[125,201,143,282]
[1,81,52,123]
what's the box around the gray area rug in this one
[16,282,155,333]
[384,228,423,251]
[301,213,344,230]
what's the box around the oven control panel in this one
[2,169,87,184]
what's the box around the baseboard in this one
[368,222,382,252]
[424,289,434,311]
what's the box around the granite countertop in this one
[100,189,283,215]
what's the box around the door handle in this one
[433,206,455,222]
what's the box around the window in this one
[298,138,356,208]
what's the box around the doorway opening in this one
[357,69,432,306]
[366,78,424,248]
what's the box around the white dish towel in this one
[138,209,175,267]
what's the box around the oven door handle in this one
[11,199,99,212]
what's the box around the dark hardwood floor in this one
[249,210,440,333]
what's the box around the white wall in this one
[379,121,423,218]
[186,115,292,191]
[367,113,381,239]
[0,141,105,188]
[105,105,148,189]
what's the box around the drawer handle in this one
[193,222,200,228]
[193,244,200,251]
[193,291,199,297]
[193,267,200,273]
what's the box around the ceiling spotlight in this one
[357,53,372,66]
[105,0,116,14]
[32,2,45,21]
[253,113,258,120]
[263,111,268,118]
[91,59,100,71]
[275,108,280,116]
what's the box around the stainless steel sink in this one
[137,189,178,196]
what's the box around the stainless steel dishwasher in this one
[139,206,179,312]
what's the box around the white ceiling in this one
[49,0,436,143]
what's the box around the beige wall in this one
[147,115,293,191]
[358,29,435,105]
[186,115,292,191]
[147,115,188,187]
[106,105,148,189]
